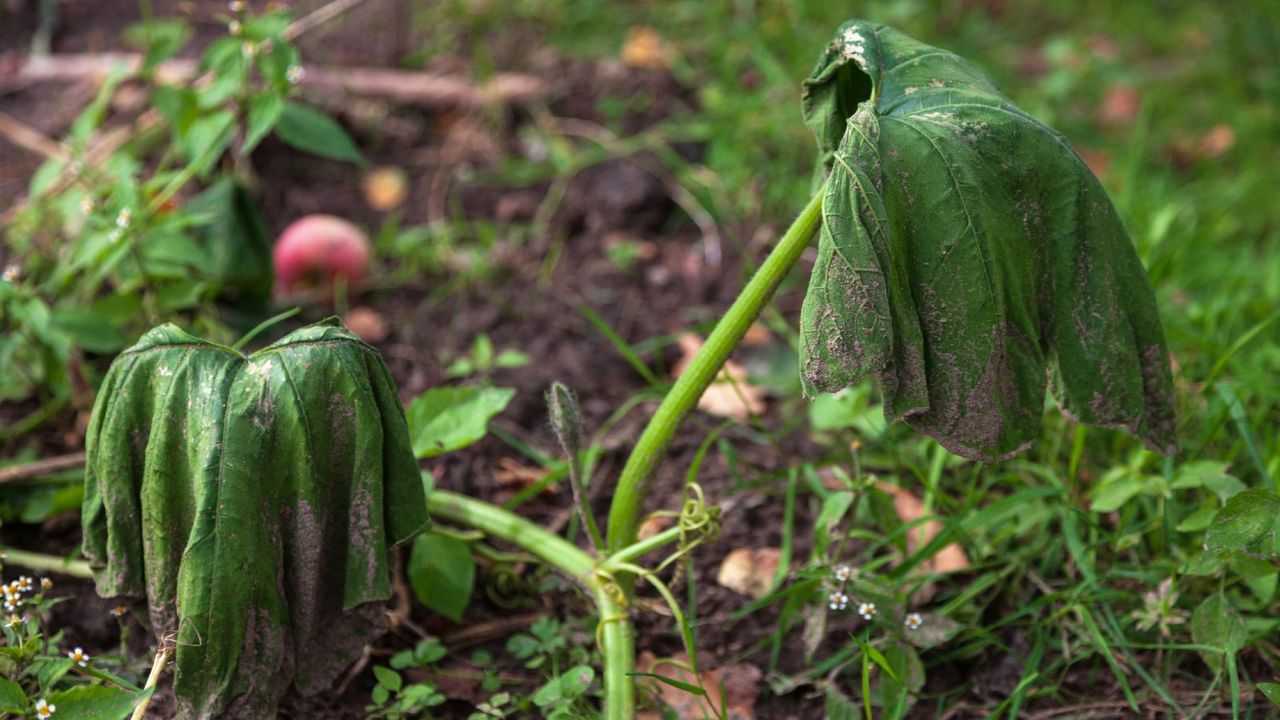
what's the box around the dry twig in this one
[0,451,87,485]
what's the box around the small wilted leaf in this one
[902,612,961,650]
[716,547,782,599]
[1204,488,1280,558]
[1190,592,1245,674]
[83,319,428,718]
[799,21,1176,461]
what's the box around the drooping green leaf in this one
[406,386,516,458]
[1259,682,1280,708]
[274,102,364,165]
[83,318,428,718]
[799,21,1176,461]
[407,531,476,623]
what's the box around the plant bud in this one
[545,382,583,455]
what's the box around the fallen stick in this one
[5,53,546,109]
[0,451,87,485]
[0,110,70,161]
[130,642,173,720]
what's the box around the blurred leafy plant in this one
[0,3,361,441]
[445,334,531,381]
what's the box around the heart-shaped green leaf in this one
[800,20,1176,461]
[82,318,428,718]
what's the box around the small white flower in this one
[904,612,923,630]
[4,599,17,613]
[110,605,127,618]
[16,577,33,592]
[229,0,246,11]
[40,578,53,591]
[115,208,132,228]
[286,65,305,85]
[834,565,851,583]
[36,698,56,718]
[80,196,94,214]
[4,614,21,629]
[858,601,877,620]
[228,19,242,36]
[0,549,6,559]
[68,647,91,667]
[241,41,257,58]
[1,263,17,282]
[828,591,849,611]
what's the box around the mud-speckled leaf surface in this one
[82,318,428,719]
[800,20,1176,461]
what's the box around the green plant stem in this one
[605,188,825,555]
[594,584,635,720]
[2,547,93,578]
[601,525,682,570]
[426,490,636,717]
[231,306,301,352]
[427,490,594,577]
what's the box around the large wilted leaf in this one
[82,318,428,719]
[799,20,1176,461]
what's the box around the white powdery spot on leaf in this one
[839,28,867,64]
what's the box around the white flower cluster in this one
[3,576,34,611]
[827,565,876,619]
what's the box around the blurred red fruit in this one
[273,215,371,298]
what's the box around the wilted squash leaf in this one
[82,318,428,719]
[800,20,1176,461]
